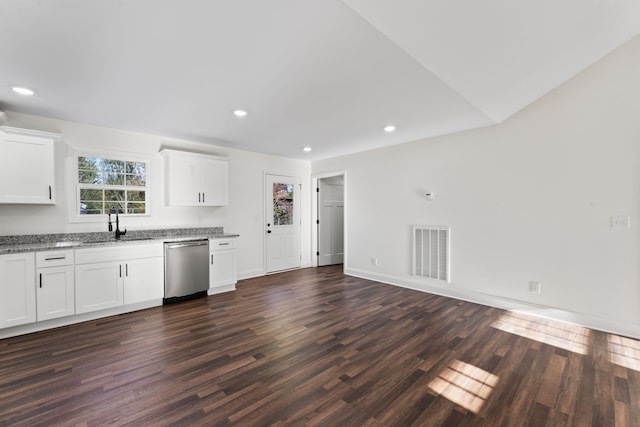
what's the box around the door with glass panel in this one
[265,174,301,273]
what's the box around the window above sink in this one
[67,148,153,223]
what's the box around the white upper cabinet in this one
[0,126,59,205]
[160,149,228,206]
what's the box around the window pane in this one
[127,190,146,201]
[102,159,124,185]
[80,188,103,200]
[78,157,99,169]
[106,202,125,213]
[273,183,294,225]
[104,172,124,185]
[79,188,104,215]
[105,190,125,202]
[126,162,146,186]
[80,201,104,215]
[78,157,101,184]
[127,202,146,214]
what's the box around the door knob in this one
[267,230,272,234]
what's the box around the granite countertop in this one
[0,227,239,255]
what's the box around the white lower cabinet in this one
[36,250,75,321]
[209,238,237,294]
[123,256,163,305]
[0,252,36,329]
[75,243,163,314]
[75,261,123,314]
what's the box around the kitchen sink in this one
[54,241,84,247]
[82,237,156,244]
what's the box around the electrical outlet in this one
[529,281,541,294]
[611,215,631,229]
[371,257,378,266]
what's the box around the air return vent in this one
[413,226,450,282]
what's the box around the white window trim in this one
[67,146,153,224]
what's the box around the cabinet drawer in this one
[36,250,74,268]
[75,243,163,264]
[210,239,236,251]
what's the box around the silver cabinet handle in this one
[218,242,230,246]
[45,256,66,261]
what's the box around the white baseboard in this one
[238,268,265,281]
[208,284,236,295]
[346,267,640,340]
[0,299,161,340]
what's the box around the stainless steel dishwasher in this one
[164,239,209,303]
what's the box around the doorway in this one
[265,174,301,273]
[316,174,344,267]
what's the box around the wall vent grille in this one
[413,226,450,282]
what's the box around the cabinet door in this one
[201,158,228,206]
[123,257,163,304]
[0,253,36,328]
[0,133,55,204]
[75,261,123,314]
[37,266,75,321]
[210,250,237,288]
[166,154,200,206]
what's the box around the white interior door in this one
[318,177,344,266]
[266,174,301,273]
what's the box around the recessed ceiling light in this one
[11,86,35,96]
[233,109,247,117]
[383,125,396,133]
[303,147,312,152]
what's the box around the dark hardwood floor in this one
[1,265,638,426]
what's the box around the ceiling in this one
[1,0,639,161]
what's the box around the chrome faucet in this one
[109,206,127,240]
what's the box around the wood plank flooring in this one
[1,265,639,426]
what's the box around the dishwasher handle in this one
[165,241,208,250]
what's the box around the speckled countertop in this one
[0,227,239,255]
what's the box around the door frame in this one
[311,171,347,269]
[263,171,303,274]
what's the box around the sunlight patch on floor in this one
[608,334,640,371]
[428,359,498,414]
[491,311,590,355]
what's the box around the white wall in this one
[0,112,312,279]
[312,36,640,337]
